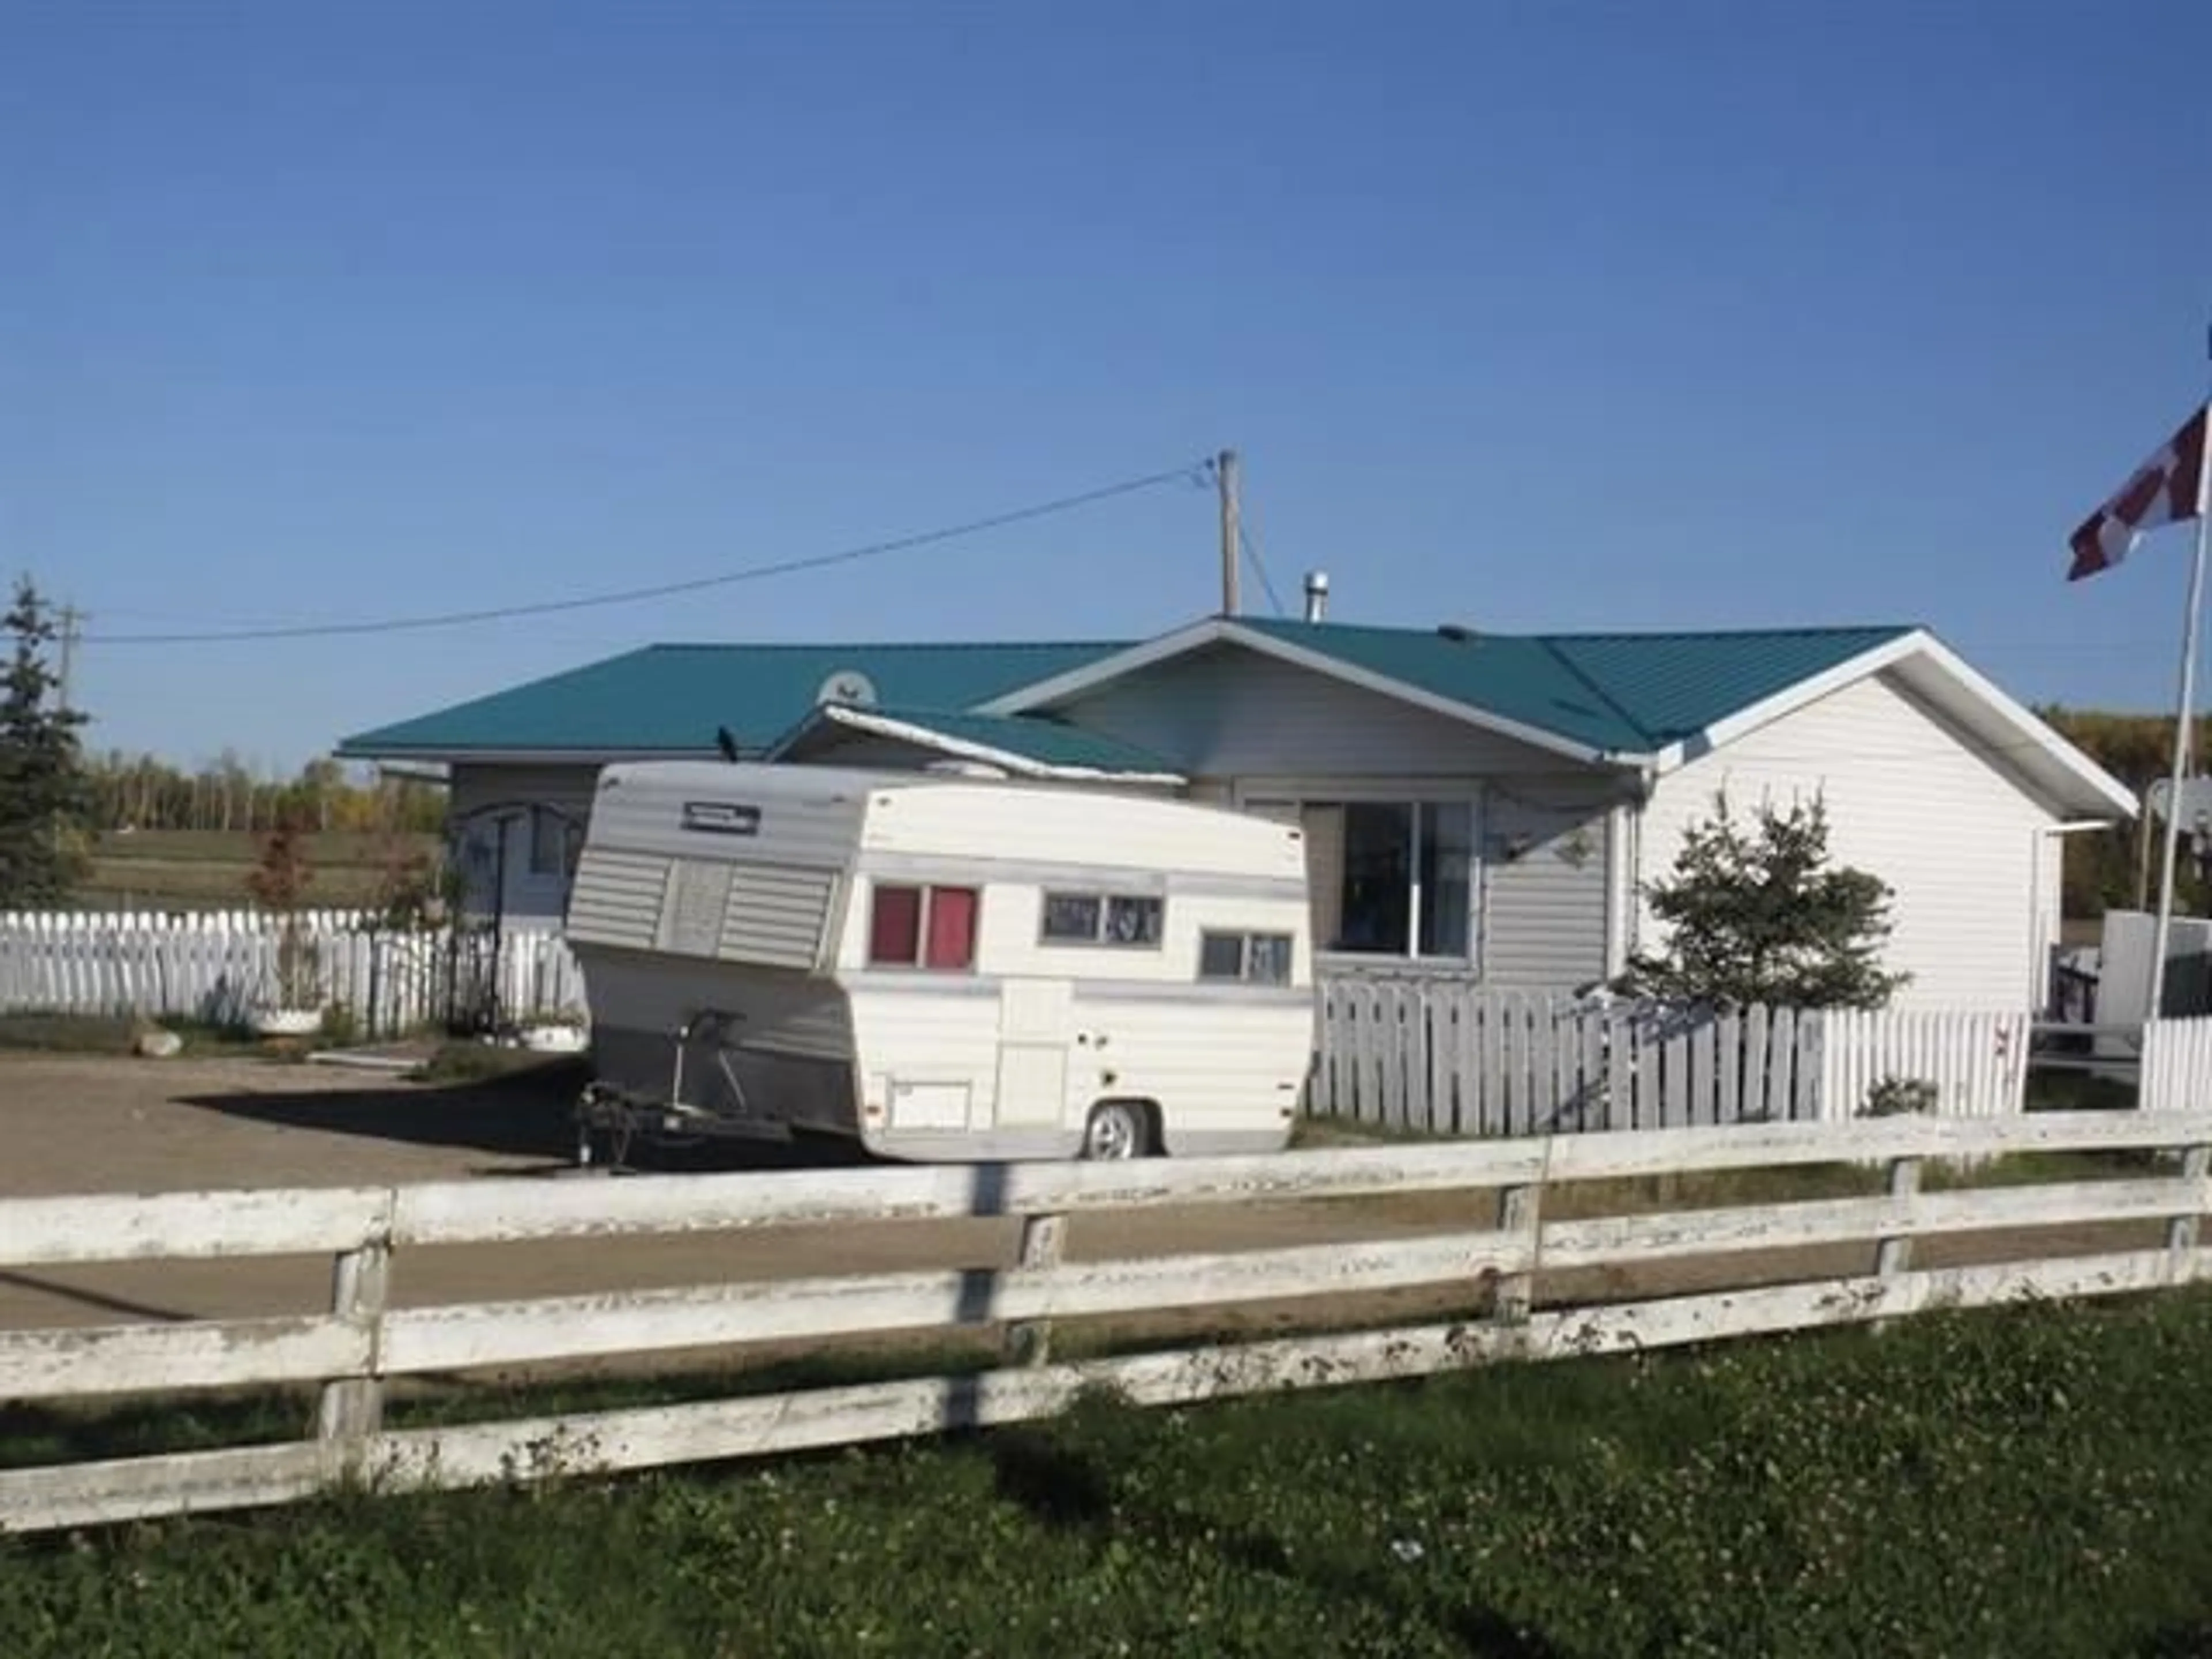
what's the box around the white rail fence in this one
[1310,973,2032,1133]
[0,912,586,1037]
[0,1109,2205,1536]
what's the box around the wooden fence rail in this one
[1,1109,2205,1535]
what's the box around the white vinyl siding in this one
[1050,642,1576,776]
[1480,789,1614,990]
[1233,777,1617,989]
[1637,670,2058,1013]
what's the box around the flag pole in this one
[2147,389,2212,1022]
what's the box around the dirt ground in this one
[0,1054,1505,1346]
[0,1053,2161,1377]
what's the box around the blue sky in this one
[10,0,2212,771]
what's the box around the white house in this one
[339,611,2134,1014]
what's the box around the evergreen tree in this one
[1627,793,1907,1010]
[0,579,93,906]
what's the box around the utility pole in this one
[1216,448,1241,616]
[56,604,83,714]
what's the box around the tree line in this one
[2040,709,2212,918]
[2,578,446,910]
[83,751,446,837]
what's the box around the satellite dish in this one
[816,669,878,709]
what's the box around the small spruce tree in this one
[1627,792,1907,1010]
[0,579,92,907]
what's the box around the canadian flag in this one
[2069,405,2210,580]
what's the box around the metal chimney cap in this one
[1302,569,1331,623]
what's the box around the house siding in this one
[1051,643,1577,777]
[448,761,604,922]
[1226,774,1620,989]
[1637,671,2057,1012]
[1481,786,1615,989]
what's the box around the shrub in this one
[1862,1075,1940,1117]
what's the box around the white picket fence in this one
[0,908,377,933]
[2143,1016,2212,1113]
[1310,972,2032,1133]
[0,912,586,1037]
[1,1108,2206,1535]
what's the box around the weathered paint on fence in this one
[0,1108,2206,1535]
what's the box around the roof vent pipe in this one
[1303,570,1330,623]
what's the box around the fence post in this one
[1871,1154,1922,1331]
[2167,1142,2211,1285]
[1004,1212,1067,1366]
[316,1210,393,1478]
[1494,1184,1540,1327]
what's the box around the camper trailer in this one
[565,761,1314,1164]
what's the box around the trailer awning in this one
[765,703,1187,786]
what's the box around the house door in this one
[995,978,1073,1127]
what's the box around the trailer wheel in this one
[1081,1100,1149,1161]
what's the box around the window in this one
[1248,933,1294,985]
[529,806,583,878]
[1417,802,1472,958]
[868,884,978,971]
[925,886,979,970]
[1254,797,1476,962]
[1339,803,1412,953]
[1041,893,1101,942]
[870,885,922,964]
[1040,891,1163,947]
[1199,930,1295,986]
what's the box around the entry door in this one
[995,979,1074,1126]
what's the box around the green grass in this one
[6,1290,2212,1656]
[0,1012,271,1058]
[79,829,440,911]
[2027,1065,2141,1113]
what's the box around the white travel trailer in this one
[564,761,1315,1164]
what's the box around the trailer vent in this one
[566,849,671,950]
[719,863,839,969]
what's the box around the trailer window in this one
[1041,893,1101,942]
[869,885,923,965]
[1199,930,1294,986]
[925,886,979,970]
[1041,892,1162,947]
[870,883,978,972]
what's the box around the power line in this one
[1237,521,1288,618]
[84,459,1214,646]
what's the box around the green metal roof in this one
[338,617,1921,769]
[774,704,1183,777]
[1232,618,1916,753]
[1544,626,1917,747]
[338,640,1130,758]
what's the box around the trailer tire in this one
[1081,1100,1150,1161]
